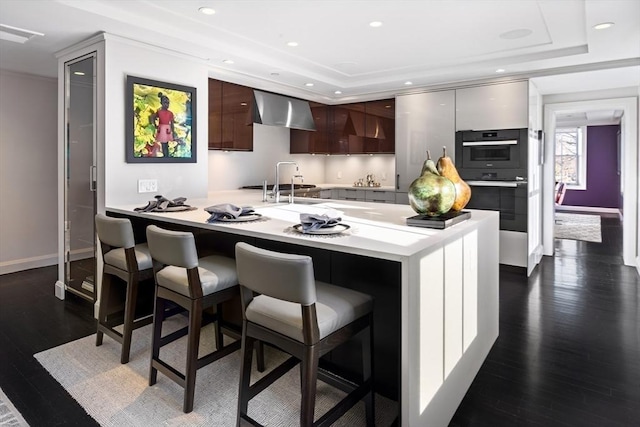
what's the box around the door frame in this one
[542,97,638,266]
[56,36,106,307]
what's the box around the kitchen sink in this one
[241,184,317,190]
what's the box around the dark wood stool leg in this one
[120,274,139,364]
[183,299,203,413]
[237,326,255,426]
[255,341,265,372]
[149,292,165,386]
[300,346,319,426]
[214,303,224,351]
[363,315,375,426]
[96,272,112,346]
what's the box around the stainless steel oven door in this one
[465,181,527,232]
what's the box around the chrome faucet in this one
[273,161,298,203]
[290,174,304,203]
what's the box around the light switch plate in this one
[138,179,158,193]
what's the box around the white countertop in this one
[108,190,496,262]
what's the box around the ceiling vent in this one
[0,24,44,44]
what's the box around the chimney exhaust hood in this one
[253,90,316,131]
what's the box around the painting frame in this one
[125,75,196,163]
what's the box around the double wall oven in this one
[455,128,528,232]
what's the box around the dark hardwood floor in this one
[0,213,638,426]
[452,213,640,427]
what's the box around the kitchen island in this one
[107,190,499,426]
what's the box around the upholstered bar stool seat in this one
[235,242,375,427]
[95,214,155,364]
[146,225,264,413]
[155,255,237,297]
[246,283,373,343]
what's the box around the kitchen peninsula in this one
[107,191,499,426]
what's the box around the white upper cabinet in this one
[455,81,528,131]
[396,90,456,193]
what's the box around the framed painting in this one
[125,75,196,163]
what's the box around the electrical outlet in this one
[138,179,158,193]
[337,171,342,179]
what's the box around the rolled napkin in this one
[135,195,195,212]
[205,203,255,222]
[300,212,342,232]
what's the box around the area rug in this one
[555,212,602,243]
[34,317,397,427]
[0,386,29,426]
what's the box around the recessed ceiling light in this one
[240,102,247,106]
[496,68,506,73]
[222,59,234,64]
[334,90,342,95]
[73,71,85,76]
[404,81,413,85]
[369,21,382,28]
[385,105,391,108]
[593,22,614,30]
[287,41,298,47]
[305,83,314,87]
[198,7,215,15]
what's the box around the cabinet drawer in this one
[338,188,366,200]
[365,190,396,203]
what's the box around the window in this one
[555,126,587,190]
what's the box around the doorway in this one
[543,98,638,266]
[63,53,97,301]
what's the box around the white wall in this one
[208,124,327,191]
[103,35,209,206]
[0,70,58,274]
[527,81,543,275]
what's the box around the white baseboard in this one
[556,205,620,214]
[70,247,94,262]
[0,253,58,275]
[55,280,65,300]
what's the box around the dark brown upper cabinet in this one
[290,102,330,154]
[367,99,395,154]
[324,99,395,154]
[290,98,395,155]
[208,79,253,151]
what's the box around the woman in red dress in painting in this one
[148,92,176,157]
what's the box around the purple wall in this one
[563,125,621,208]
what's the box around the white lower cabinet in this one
[337,188,366,201]
[365,189,396,203]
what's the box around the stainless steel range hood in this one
[253,90,316,131]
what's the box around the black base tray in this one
[406,211,471,229]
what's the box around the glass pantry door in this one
[64,53,97,301]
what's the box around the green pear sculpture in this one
[408,150,456,216]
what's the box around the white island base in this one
[107,192,499,426]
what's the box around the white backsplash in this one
[208,125,327,191]
[324,154,396,186]
[208,124,396,191]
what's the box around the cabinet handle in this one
[396,174,400,190]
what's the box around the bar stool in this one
[95,214,155,364]
[235,242,375,427]
[145,225,263,413]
